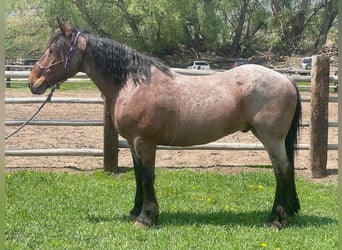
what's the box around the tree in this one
[217,0,269,57]
[126,0,188,53]
[313,0,338,51]
[5,0,49,58]
[5,0,338,59]
[270,0,310,54]
[228,0,250,57]
[197,0,222,53]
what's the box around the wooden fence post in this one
[310,55,330,178]
[103,97,119,173]
[6,77,11,88]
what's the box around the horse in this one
[29,18,301,230]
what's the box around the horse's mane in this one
[83,31,172,85]
[50,29,171,85]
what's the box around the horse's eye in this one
[49,44,56,54]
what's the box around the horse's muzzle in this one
[28,81,47,95]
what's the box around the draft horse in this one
[29,19,301,229]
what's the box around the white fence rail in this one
[5,95,338,157]
[4,96,338,129]
[4,143,339,157]
[4,70,339,82]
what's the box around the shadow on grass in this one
[86,210,337,229]
[159,210,337,228]
[159,210,269,228]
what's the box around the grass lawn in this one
[5,169,337,249]
[296,81,337,92]
[6,80,97,91]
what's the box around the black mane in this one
[83,32,171,85]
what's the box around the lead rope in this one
[5,83,59,140]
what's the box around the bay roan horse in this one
[29,19,301,230]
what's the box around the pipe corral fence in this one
[5,55,338,177]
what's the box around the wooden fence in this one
[5,56,338,177]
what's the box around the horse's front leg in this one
[128,149,143,221]
[130,139,159,228]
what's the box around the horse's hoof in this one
[134,221,150,229]
[128,213,138,222]
[265,221,284,230]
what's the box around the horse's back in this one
[172,64,295,98]
[170,65,297,144]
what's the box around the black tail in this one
[285,83,302,167]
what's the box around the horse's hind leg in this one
[266,142,299,229]
[129,138,159,228]
[253,129,299,229]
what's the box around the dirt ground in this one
[5,87,338,184]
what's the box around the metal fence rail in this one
[5,96,338,157]
[5,143,338,157]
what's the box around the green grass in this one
[296,81,337,92]
[58,81,97,91]
[6,170,337,249]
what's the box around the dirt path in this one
[5,88,338,183]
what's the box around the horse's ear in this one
[57,17,72,39]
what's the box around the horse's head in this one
[29,18,86,94]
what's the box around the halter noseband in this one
[34,31,81,87]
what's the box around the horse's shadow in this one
[158,210,267,228]
[87,210,337,229]
[158,210,337,228]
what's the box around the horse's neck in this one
[79,52,118,100]
[88,74,119,100]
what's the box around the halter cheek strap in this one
[64,31,81,70]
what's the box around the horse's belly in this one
[158,114,244,146]
[156,92,245,146]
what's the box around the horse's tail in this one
[285,83,302,167]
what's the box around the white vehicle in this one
[189,61,210,70]
[300,57,312,70]
[300,57,312,75]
